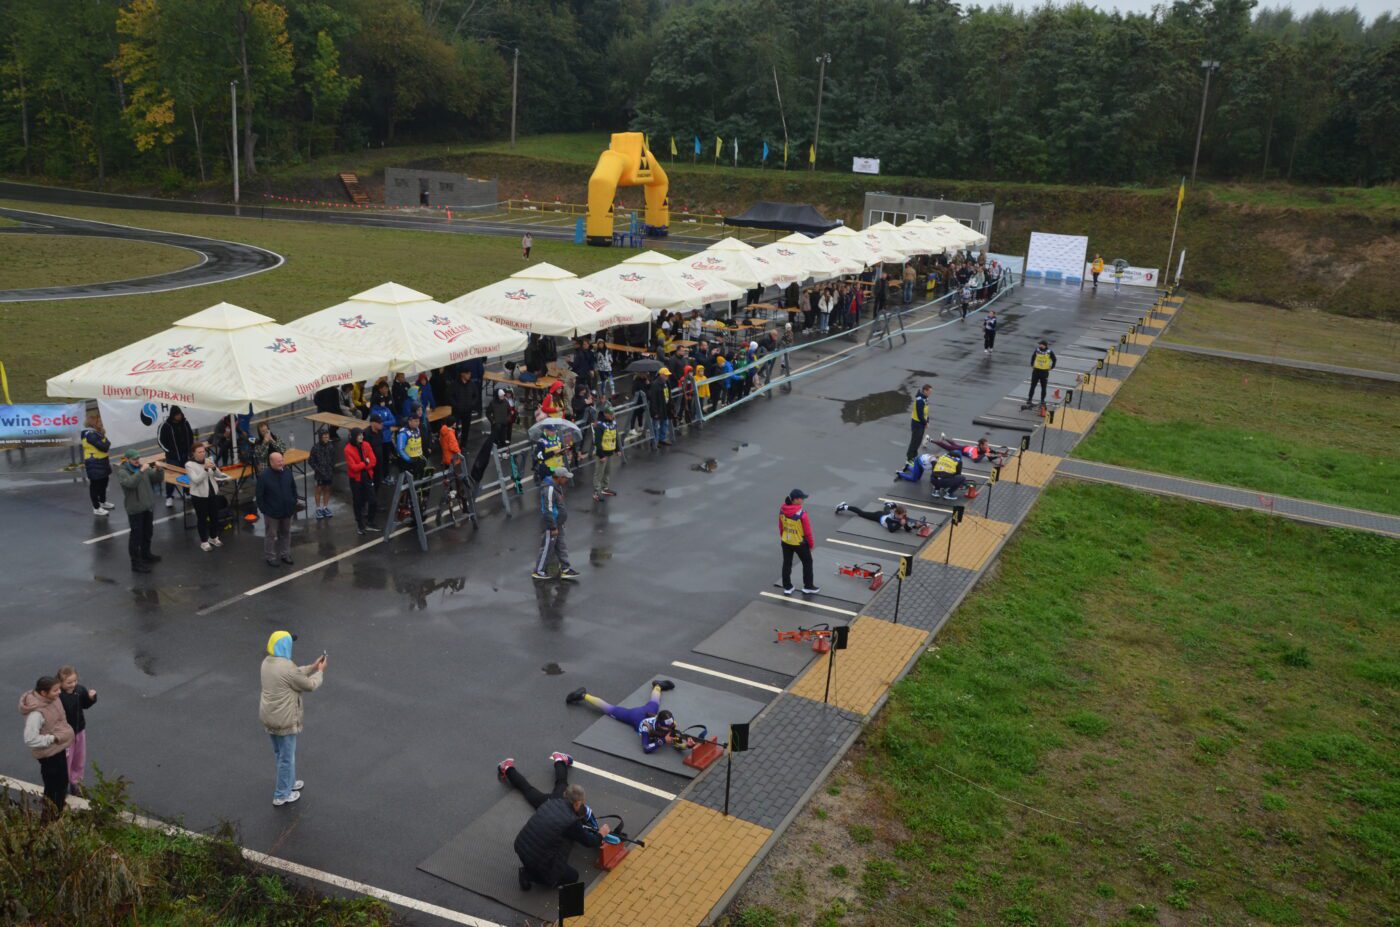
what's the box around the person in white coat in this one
[185,443,228,551]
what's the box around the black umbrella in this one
[625,358,663,374]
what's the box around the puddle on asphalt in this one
[542,662,564,675]
[590,547,612,564]
[841,389,912,424]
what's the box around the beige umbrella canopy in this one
[863,220,921,260]
[288,282,526,372]
[683,236,798,289]
[47,302,374,413]
[815,225,881,268]
[446,262,653,337]
[928,215,987,248]
[583,251,744,311]
[757,233,862,281]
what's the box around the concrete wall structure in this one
[384,168,498,208]
[862,193,994,248]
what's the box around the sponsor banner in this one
[1084,263,1160,288]
[852,157,881,175]
[1025,231,1089,281]
[0,403,85,443]
[97,399,229,449]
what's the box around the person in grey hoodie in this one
[116,448,163,573]
[259,631,325,806]
[19,675,74,815]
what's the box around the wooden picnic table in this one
[484,371,561,392]
[602,342,649,355]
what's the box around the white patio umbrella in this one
[46,302,374,413]
[446,262,652,337]
[814,225,880,268]
[682,236,798,289]
[864,220,922,260]
[928,216,987,248]
[288,282,526,372]
[583,251,743,311]
[900,219,962,253]
[757,233,862,281]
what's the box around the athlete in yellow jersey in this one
[1027,340,1057,407]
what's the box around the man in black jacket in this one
[1026,340,1057,407]
[447,368,482,453]
[255,451,299,568]
[498,752,605,890]
[157,406,195,507]
[648,367,674,446]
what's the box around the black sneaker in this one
[835,502,848,514]
[559,568,581,580]
[131,562,151,573]
[801,586,822,595]
[265,559,280,568]
[652,679,675,692]
[142,554,162,563]
[565,687,587,705]
[280,556,294,565]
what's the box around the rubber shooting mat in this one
[834,508,929,548]
[693,598,833,676]
[774,546,885,606]
[417,774,663,921]
[572,679,766,778]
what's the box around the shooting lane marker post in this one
[985,463,1000,518]
[893,554,913,625]
[1062,390,1073,426]
[1015,435,1030,484]
[944,504,965,565]
[558,880,585,926]
[823,623,851,705]
[1040,408,1055,453]
[723,721,750,818]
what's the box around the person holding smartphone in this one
[116,449,164,573]
[259,631,326,806]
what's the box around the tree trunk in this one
[1286,127,1299,180]
[1261,106,1273,181]
[16,55,30,175]
[237,7,257,176]
[191,104,206,181]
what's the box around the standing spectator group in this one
[17,665,96,816]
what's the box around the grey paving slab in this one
[693,600,828,676]
[1058,459,1400,537]
[572,679,768,779]
[687,695,861,831]
[807,546,889,605]
[1155,341,1400,382]
[862,563,979,632]
[418,776,663,921]
[974,481,1042,524]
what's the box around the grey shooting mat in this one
[693,598,834,676]
[884,475,953,508]
[417,776,664,922]
[770,546,883,606]
[834,508,928,548]
[572,679,766,778]
[974,396,1045,431]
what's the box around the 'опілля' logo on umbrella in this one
[577,290,610,313]
[504,289,533,301]
[776,248,795,257]
[617,272,643,283]
[128,345,204,376]
[693,256,722,269]
[429,315,475,344]
[680,272,707,291]
[338,314,373,330]
[266,338,298,354]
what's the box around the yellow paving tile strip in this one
[788,615,930,715]
[1050,406,1098,433]
[572,800,771,927]
[1006,450,1061,486]
[1126,332,1156,347]
[1106,350,1141,369]
[918,513,1013,571]
[1081,374,1122,395]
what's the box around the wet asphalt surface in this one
[0,206,284,301]
[0,281,1161,925]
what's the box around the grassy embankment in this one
[729,481,1400,927]
[0,198,680,400]
[1073,350,1399,514]
[0,233,198,290]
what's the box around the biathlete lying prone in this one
[566,679,704,753]
[927,434,1009,467]
[834,500,914,532]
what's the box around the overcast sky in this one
[984,0,1390,19]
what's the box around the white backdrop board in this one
[1025,232,1089,281]
[1084,263,1161,288]
[98,399,229,449]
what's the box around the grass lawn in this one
[730,482,1399,927]
[0,198,679,400]
[0,232,198,290]
[1073,351,1400,514]
[1164,296,1400,375]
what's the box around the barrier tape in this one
[259,193,507,214]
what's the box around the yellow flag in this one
[808,143,816,164]
[783,140,789,163]
[1175,177,1186,214]
[715,136,722,159]
[670,136,678,157]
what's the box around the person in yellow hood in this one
[259,631,325,806]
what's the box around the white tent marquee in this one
[682,237,798,289]
[446,263,653,337]
[863,220,921,259]
[288,282,526,372]
[583,251,744,311]
[47,302,374,413]
[814,225,881,268]
[755,233,862,281]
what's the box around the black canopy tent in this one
[722,201,841,237]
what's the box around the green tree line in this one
[1,0,1396,189]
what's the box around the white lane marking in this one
[880,496,953,514]
[826,538,911,559]
[0,774,506,927]
[671,660,784,693]
[84,512,182,544]
[570,761,677,801]
[759,591,857,616]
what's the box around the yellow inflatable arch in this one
[586,132,669,246]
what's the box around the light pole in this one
[1190,59,1220,183]
[811,52,830,171]
[510,48,519,148]
[230,80,239,205]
